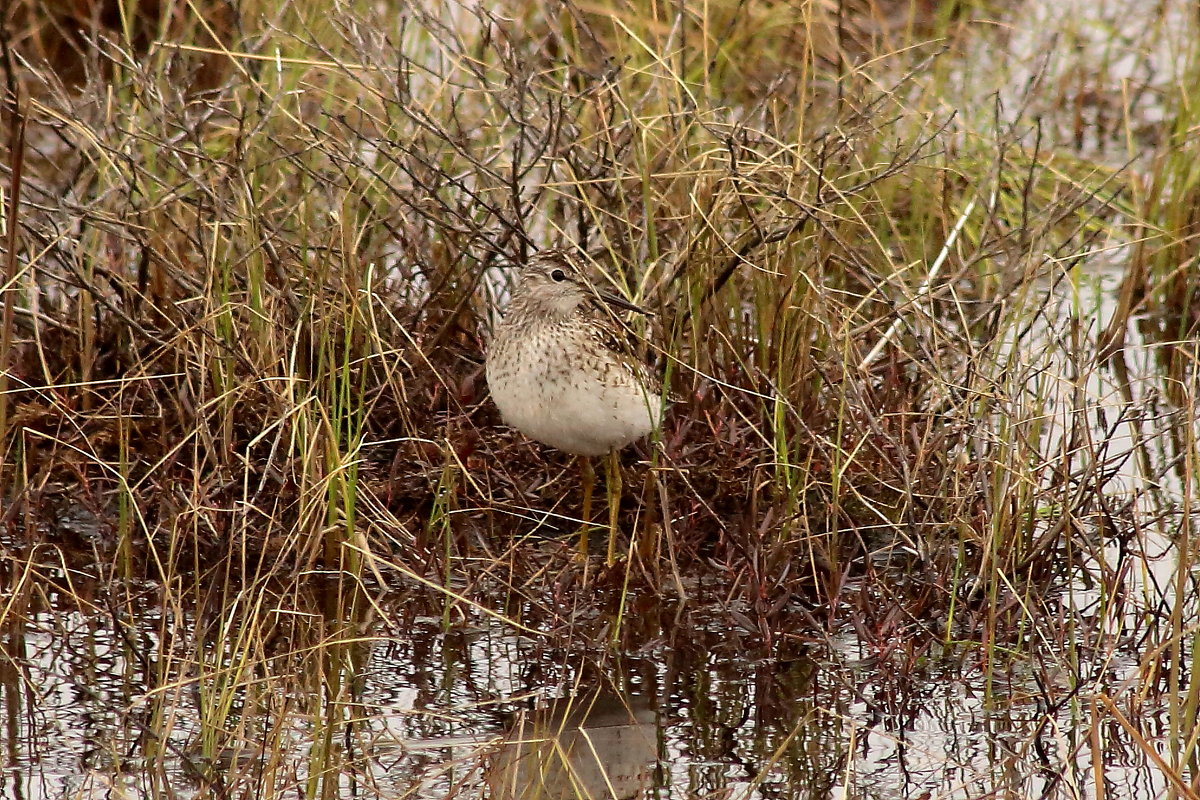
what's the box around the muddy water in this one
[0,552,1185,800]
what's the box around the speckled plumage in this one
[485,250,663,457]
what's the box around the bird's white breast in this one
[486,323,660,456]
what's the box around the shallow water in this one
[0,579,1187,800]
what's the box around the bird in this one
[485,247,664,564]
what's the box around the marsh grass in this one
[1,0,1199,796]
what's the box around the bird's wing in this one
[580,296,663,394]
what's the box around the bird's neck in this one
[506,293,578,323]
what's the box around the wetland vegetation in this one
[0,0,1198,797]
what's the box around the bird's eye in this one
[550,269,567,282]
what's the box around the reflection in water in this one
[0,553,1188,799]
[487,690,657,800]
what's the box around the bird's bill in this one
[598,289,651,316]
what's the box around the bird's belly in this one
[487,351,659,456]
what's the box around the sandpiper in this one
[485,248,663,563]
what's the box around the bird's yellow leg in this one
[636,465,658,564]
[579,455,593,555]
[605,449,622,566]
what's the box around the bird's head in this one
[513,249,644,319]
